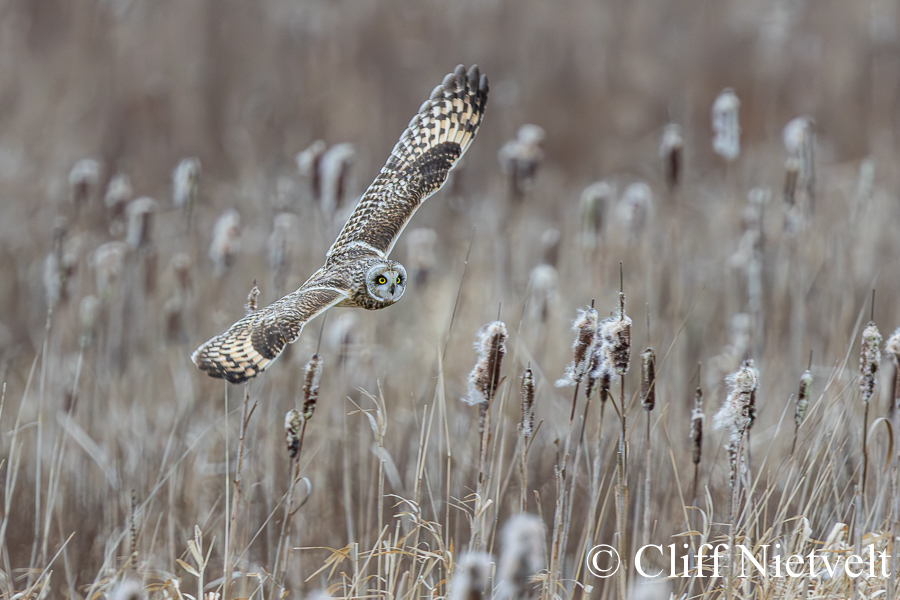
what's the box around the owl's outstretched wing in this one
[326,64,488,262]
[191,285,347,384]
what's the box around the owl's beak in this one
[389,284,396,295]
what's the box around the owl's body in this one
[192,64,488,383]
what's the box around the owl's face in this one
[365,262,407,304]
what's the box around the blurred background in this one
[0,0,899,596]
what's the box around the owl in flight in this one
[192,65,489,383]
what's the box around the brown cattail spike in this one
[660,124,684,190]
[496,514,546,600]
[302,353,323,420]
[641,348,656,411]
[795,369,812,428]
[284,409,302,458]
[521,368,535,439]
[859,321,882,404]
[604,294,632,377]
[557,307,599,388]
[690,384,704,466]
[465,321,509,406]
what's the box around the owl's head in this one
[365,261,407,305]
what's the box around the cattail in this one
[79,295,100,347]
[93,241,129,300]
[172,158,201,225]
[782,116,815,202]
[528,264,558,323]
[268,212,299,287]
[640,348,656,412]
[521,368,535,439]
[125,197,158,249]
[859,322,882,404]
[448,552,493,600]
[714,359,759,446]
[617,182,652,237]
[162,296,184,344]
[245,282,260,315]
[209,209,241,277]
[405,227,438,285]
[783,157,799,207]
[284,409,302,458]
[104,173,133,234]
[498,124,545,198]
[496,514,545,600]
[660,123,684,190]
[580,181,614,248]
[540,228,560,267]
[301,353,323,421]
[465,321,508,406]
[319,143,356,217]
[556,307,599,388]
[296,139,327,200]
[886,328,900,414]
[171,253,191,296]
[43,250,62,309]
[585,325,610,399]
[712,88,740,162]
[795,369,812,429]
[604,295,632,377]
[108,578,144,600]
[69,158,101,208]
[855,159,875,209]
[690,384,704,466]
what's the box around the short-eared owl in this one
[192,65,489,383]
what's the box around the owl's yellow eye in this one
[396,275,402,285]
[377,275,387,285]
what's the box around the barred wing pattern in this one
[191,285,347,383]
[327,64,489,261]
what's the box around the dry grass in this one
[1,0,900,598]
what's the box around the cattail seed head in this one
[93,241,129,300]
[584,328,610,399]
[125,197,158,249]
[556,307,599,388]
[859,321,882,404]
[783,116,815,190]
[528,264,558,324]
[79,295,100,346]
[104,173,133,223]
[580,181,614,248]
[855,159,875,209]
[714,359,759,442]
[301,353,323,421]
[319,143,356,217]
[886,327,900,362]
[795,369,812,428]
[172,158,201,209]
[604,295,632,376]
[617,182,652,238]
[690,384,704,466]
[496,514,545,600]
[783,157,799,207]
[640,348,656,412]
[660,123,684,190]
[171,253,191,295]
[284,409,302,458]
[209,209,241,277]
[245,282,260,315]
[296,139,327,200]
[465,321,508,406]
[448,552,493,600]
[521,368,535,439]
[69,158,101,207]
[498,124,545,197]
[712,88,740,162]
[540,228,560,267]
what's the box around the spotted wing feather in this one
[327,64,488,261]
[191,286,347,384]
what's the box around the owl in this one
[191,64,489,383]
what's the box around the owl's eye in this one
[396,275,402,285]
[377,275,387,285]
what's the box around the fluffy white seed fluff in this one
[495,514,545,600]
[209,209,241,277]
[172,157,201,208]
[448,552,494,600]
[712,88,740,161]
[859,321,882,404]
[556,307,600,387]
[465,321,508,406]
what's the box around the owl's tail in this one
[191,311,288,384]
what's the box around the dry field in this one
[0,0,899,598]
